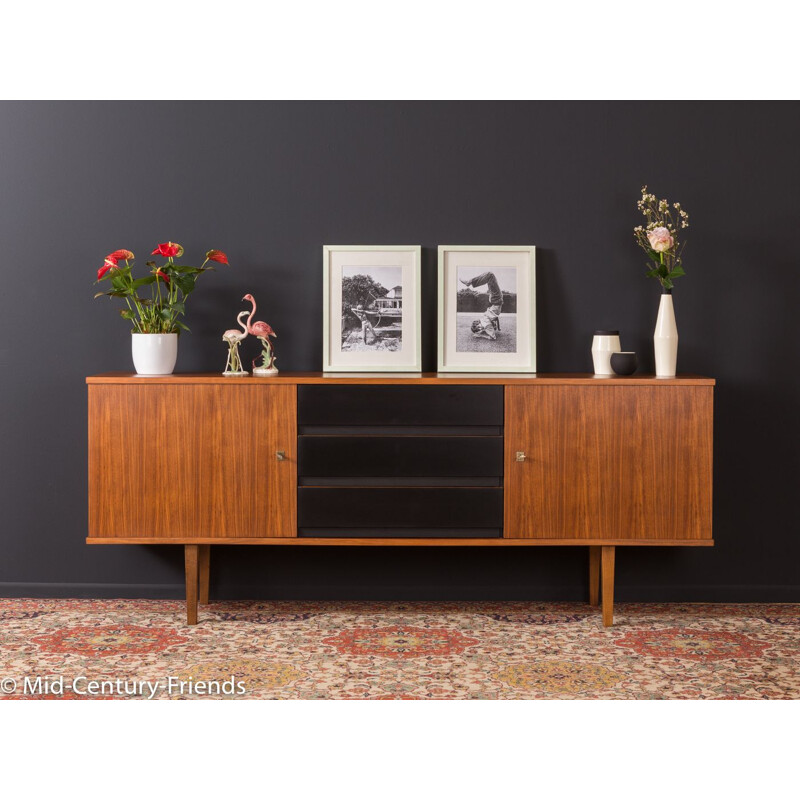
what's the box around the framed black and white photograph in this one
[438,245,536,372]
[323,245,422,372]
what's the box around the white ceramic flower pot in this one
[131,333,178,376]
[654,294,678,378]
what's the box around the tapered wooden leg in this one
[185,545,199,625]
[198,545,211,605]
[589,546,601,606]
[601,546,615,627]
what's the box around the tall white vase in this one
[131,333,178,375]
[653,293,678,378]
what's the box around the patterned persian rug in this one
[1,599,797,700]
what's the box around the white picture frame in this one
[323,245,422,372]
[437,245,536,373]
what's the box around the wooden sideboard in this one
[86,373,715,626]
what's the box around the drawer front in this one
[298,488,503,535]
[298,436,503,483]
[298,385,503,429]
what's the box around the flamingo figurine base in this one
[252,366,279,377]
[222,370,249,377]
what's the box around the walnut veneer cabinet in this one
[86,373,715,626]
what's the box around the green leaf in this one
[175,275,196,295]
[174,320,191,333]
[670,265,686,278]
[132,276,156,289]
[645,269,660,279]
[119,309,135,320]
[170,265,202,274]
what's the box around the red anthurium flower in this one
[107,249,134,261]
[155,269,170,284]
[97,256,118,280]
[151,241,184,258]
[206,249,229,264]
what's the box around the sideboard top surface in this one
[87,372,715,386]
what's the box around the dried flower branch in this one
[634,186,689,292]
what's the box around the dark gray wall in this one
[1,101,798,601]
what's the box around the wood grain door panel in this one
[504,386,713,540]
[88,384,297,539]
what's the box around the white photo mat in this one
[323,245,422,372]
[437,245,536,373]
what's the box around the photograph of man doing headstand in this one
[461,271,503,340]
[456,266,517,353]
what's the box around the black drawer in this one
[297,386,503,431]
[297,487,503,535]
[298,436,503,485]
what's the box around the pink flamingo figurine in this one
[222,310,249,375]
[242,293,278,375]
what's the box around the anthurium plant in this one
[633,186,690,292]
[94,241,229,333]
